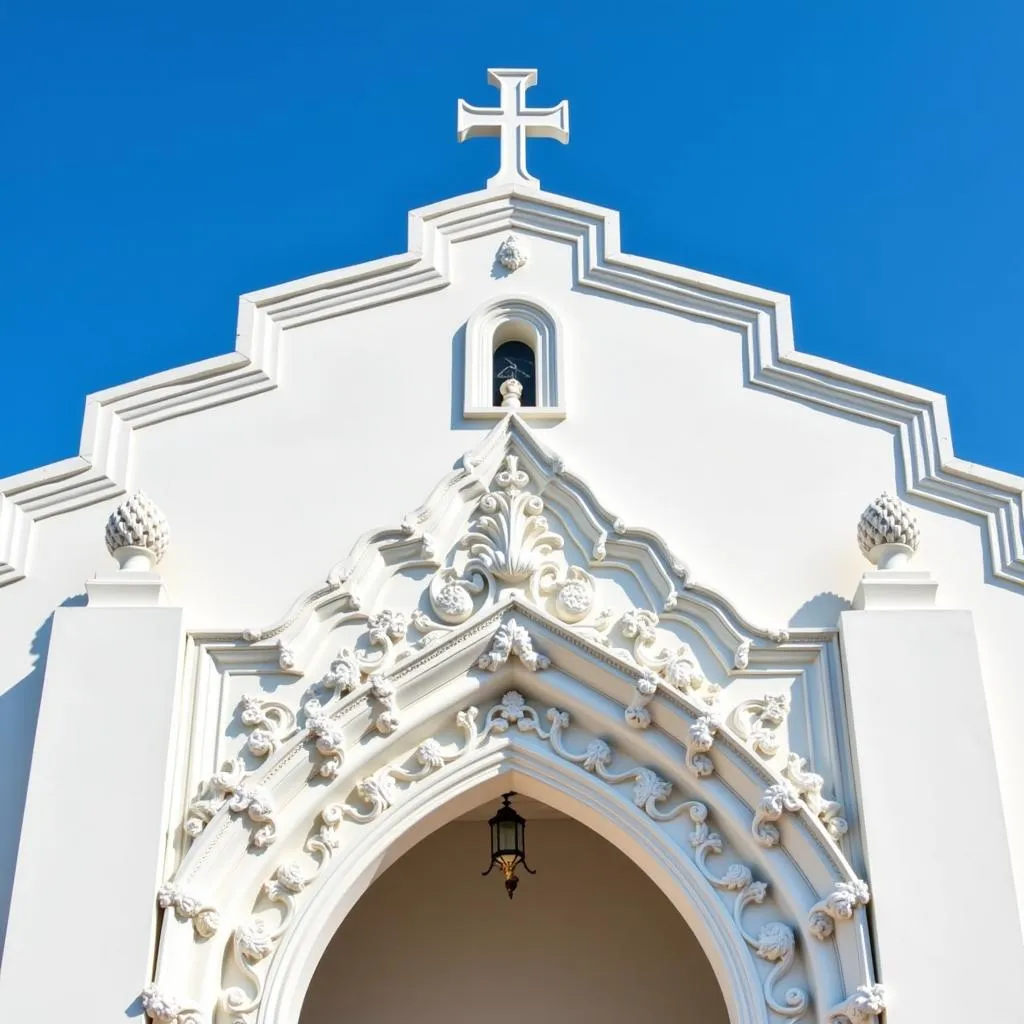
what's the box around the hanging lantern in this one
[481,792,535,898]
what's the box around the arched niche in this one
[298,792,730,1024]
[463,297,565,420]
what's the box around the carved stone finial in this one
[857,491,919,569]
[499,377,524,408]
[105,491,169,571]
[496,234,528,271]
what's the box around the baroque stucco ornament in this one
[194,441,846,859]
[212,693,812,1023]
[153,418,874,1024]
[105,490,169,570]
[858,490,920,569]
[495,234,527,271]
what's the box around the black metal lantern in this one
[481,792,535,898]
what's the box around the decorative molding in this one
[240,695,297,759]
[495,234,527,271]
[753,754,848,846]
[184,758,276,849]
[141,982,204,1024]
[752,782,803,848]
[731,693,791,758]
[782,753,848,841]
[213,692,811,1022]
[476,619,550,672]
[219,706,481,1020]
[826,983,886,1023]
[624,669,658,729]
[808,879,871,940]
[619,608,720,705]
[686,713,722,778]
[156,883,220,939]
[3,183,1023,587]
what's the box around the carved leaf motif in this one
[827,983,886,1023]
[477,620,550,672]
[462,456,563,583]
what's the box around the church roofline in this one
[1,184,1022,588]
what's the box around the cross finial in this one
[457,69,569,190]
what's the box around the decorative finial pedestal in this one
[499,378,523,409]
[854,492,935,609]
[87,491,170,607]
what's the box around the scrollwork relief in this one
[686,713,722,778]
[808,879,871,940]
[624,670,658,729]
[620,609,719,705]
[184,758,276,849]
[157,883,220,939]
[731,693,791,759]
[826,983,886,1023]
[752,782,802,848]
[214,692,810,1022]
[141,983,204,1024]
[783,753,848,840]
[476,619,550,672]
[753,758,847,846]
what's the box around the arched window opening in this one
[493,340,536,408]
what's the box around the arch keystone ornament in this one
[149,416,881,1024]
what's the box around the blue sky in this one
[1,2,1021,477]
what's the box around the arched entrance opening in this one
[298,795,729,1024]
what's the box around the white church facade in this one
[0,69,1022,1022]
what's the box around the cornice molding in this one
[3,183,1021,588]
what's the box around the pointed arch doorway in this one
[298,793,729,1024]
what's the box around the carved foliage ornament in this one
[206,456,846,859]
[214,693,814,1022]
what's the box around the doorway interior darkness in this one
[299,798,729,1024]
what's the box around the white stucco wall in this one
[300,814,728,1024]
[0,184,1022,1022]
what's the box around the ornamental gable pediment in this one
[181,415,853,877]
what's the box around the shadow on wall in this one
[788,591,852,629]
[0,592,86,959]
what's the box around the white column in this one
[0,593,184,1021]
[840,576,1024,1020]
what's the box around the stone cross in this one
[457,69,569,189]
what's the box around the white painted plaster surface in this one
[0,177,1021,1024]
[840,608,1024,1019]
[0,604,185,1020]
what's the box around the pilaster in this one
[0,494,182,1022]
[840,580,1024,1019]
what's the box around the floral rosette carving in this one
[141,983,203,1024]
[428,567,485,625]
[157,882,220,938]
